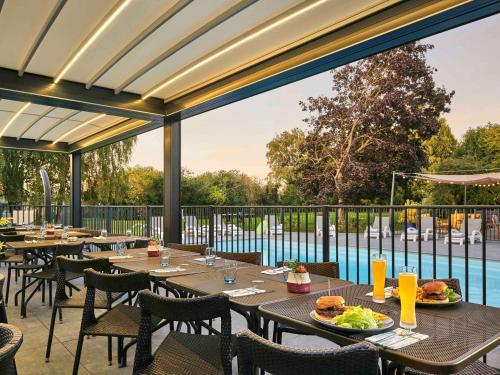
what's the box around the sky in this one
[129,13,500,179]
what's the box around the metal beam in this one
[0,68,166,120]
[114,0,258,94]
[0,136,68,152]
[0,0,4,14]
[35,110,79,142]
[18,0,67,76]
[17,107,54,139]
[70,152,82,227]
[166,0,499,118]
[85,0,192,89]
[163,115,181,243]
[69,118,162,153]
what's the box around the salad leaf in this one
[332,306,381,329]
[445,287,459,302]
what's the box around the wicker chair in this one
[72,270,153,375]
[0,323,23,375]
[134,239,150,248]
[218,251,261,265]
[45,256,124,362]
[20,243,84,317]
[133,290,233,375]
[385,278,499,375]
[0,275,7,323]
[166,243,207,255]
[274,261,340,344]
[236,330,379,375]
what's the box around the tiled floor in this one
[2,268,499,375]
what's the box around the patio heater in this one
[40,168,51,224]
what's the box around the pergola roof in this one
[0,0,497,153]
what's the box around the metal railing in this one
[1,203,498,307]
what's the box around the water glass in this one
[282,259,290,282]
[398,266,418,331]
[38,228,46,240]
[116,241,126,257]
[160,248,170,267]
[223,261,237,284]
[205,247,216,266]
[126,230,132,237]
[372,253,387,303]
[100,229,108,238]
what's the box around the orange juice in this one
[398,267,417,329]
[372,254,386,303]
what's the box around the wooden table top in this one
[6,236,147,251]
[23,230,91,240]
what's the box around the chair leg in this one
[72,333,85,375]
[5,267,12,305]
[107,336,112,366]
[58,308,63,323]
[45,306,58,362]
[20,274,27,317]
[48,281,53,307]
[41,280,46,305]
[117,337,124,367]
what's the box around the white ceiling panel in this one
[1,113,39,138]
[23,116,63,140]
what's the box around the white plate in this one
[392,293,462,306]
[309,311,394,334]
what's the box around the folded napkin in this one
[193,256,222,262]
[24,240,38,243]
[93,236,106,240]
[151,267,187,273]
[261,267,291,275]
[108,255,133,260]
[366,328,428,350]
[223,288,266,297]
[365,287,393,298]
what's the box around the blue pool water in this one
[216,240,500,307]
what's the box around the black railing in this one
[0,204,498,307]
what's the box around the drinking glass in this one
[398,266,418,331]
[61,227,69,243]
[372,253,387,303]
[205,247,216,266]
[126,230,132,237]
[223,261,237,284]
[160,248,170,267]
[282,259,290,282]
[116,241,126,257]
[100,229,108,238]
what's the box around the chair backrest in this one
[0,275,6,324]
[0,234,24,242]
[218,251,261,265]
[420,216,434,229]
[54,243,84,258]
[372,216,390,229]
[385,277,461,295]
[134,239,150,248]
[133,291,232,375]
[167,243,207,255]
[460,218,481,234]
[277,261,339,279]
[0,228,16,234]
[236,330,378,375]
[0,323,23,374]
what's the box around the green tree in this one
[126,166,163,205]
[424,118,457,169]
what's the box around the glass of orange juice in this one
[371,253,387,303]
[398,266,417,331]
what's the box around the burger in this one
[315,296,346,320]
[421,281,449,303]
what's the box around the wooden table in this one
[23,230,91,240]
[258,284,500,375]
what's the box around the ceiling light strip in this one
[35,110,80,141]
[115,0,258,94]
[85,0,192,89]
[53,114,106,144]
[18,0,67,76]
[0,102,31,137]
[54,0,132,83]
[142,0,327,100]
[17,107,55,140]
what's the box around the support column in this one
[70,151,82,228]
[163,114,181,243]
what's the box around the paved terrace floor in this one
[2,266,499,374]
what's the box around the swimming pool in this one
[216,240,500,307]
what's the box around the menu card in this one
[366,328,428,349]
[222,288,267,297]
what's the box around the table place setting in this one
[222,287,267,298]
[193,256,222,262]
[365,328,429,350]
[150,266,187,274]
[108,255,134,260]
[261,266,291,275]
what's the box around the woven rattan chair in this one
[273,261,340,343]
[20,243,84,317]
[236,329,379,375]
[0,275,7,323]
[133,290,233,375]
[72,270,152,375]
[134,239,150,248]
[218,251,261,265]
[45,256,123,362]
[0,323,23,375]
[166,243,208,255]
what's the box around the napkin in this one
[151,267,187,273]
[222,288,266,297]
[193,257,222,262]
[261,267,291,275]
[366,328,428,349]
[365,287,393,298]
[93,236,106,240]
[108,255,133,260]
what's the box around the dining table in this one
[258,284,500,375]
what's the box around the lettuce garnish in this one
[332,306,381,329]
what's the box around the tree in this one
[454,123,500,166]
[295,42,453,204]
[424,118,457,169]
[126,166,163,205]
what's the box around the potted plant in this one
[147,236,160,257]
[0,217,12,228]
[286,260,311,293]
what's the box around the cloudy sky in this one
[129,13,500,179]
